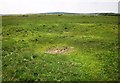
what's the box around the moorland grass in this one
[2,14,118,81]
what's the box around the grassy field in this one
[2,14,118,81]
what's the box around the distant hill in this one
[41,12,120,16]
[42,12,77,14]
[47,12,68,14]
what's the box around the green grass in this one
[2,14,118,81]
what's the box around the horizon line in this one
[1,12,119,15]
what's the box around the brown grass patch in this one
[45,46,74,54]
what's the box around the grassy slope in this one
[2,14,118,81]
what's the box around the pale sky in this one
[0,0,119,14]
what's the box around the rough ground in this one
[45,46,74,54]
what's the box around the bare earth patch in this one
[45,46,74,54]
